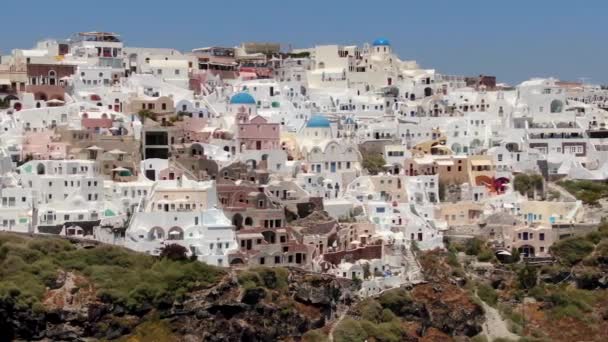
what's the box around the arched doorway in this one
[518,245,535,258]
[37,163,45,175]
[424,87,433,97]
[148,227,165,240]
[232,213,244,230]
[262,231,276,244]
[167,227,184,240]
[230,258,244,265]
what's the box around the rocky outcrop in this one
[411,283,483,337]
[1,268,357,341]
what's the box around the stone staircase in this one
[403,246,425,284]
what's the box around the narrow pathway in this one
[547,182,576,202]
[328,307,348,342]
[479,299,519,341]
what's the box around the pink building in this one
[237,115,280,152]
[159,166,184,180]
[82,118,113,132]
[22,131,68,160]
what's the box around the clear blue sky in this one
[3,0,607,85]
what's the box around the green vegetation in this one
[333,318,368,342]
[477,283,498,307]
[120,318,178,342]
[513,173,544,198]
[0,97,9,109]
[137,109,157,123]
[463,237,496,262]
[517,264,538,289]
[529,284,597,319]
[0,234,224,312]
[550,236,595,266]
[557,179,608,205]
[547,189,561,201]
[237,267,289,291]
[159,244,189,261]
[376,288,412,316]
[361,152,386,175]
[302,329,329,342]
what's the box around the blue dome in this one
[230,92,256,105]
[372,38,391,46]
[307,115,331,128]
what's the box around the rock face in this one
[1,268,357,341]
[411,283,484,337]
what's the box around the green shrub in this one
[0,233,224,312]
[333,318,368,342]
[558,180,608,205]
[477,283,498,307]
[381,308,397,322]
[471,334,489,342]
[358,299,383,323]
[477,249,495,262]
[447,251,461,268]
[550,236,595,266]
[518,265,538,289]
[465,238,484,256]
[302,329,329,342]
[377,288,412,316]
[361,152,386,175]
[237,267,289,291]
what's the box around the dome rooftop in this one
[372,38,391,46]
[230,92,256,105]
[306,115,331,128]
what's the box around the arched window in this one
[48,70,57,85]
[244,217,253,226]
[37,163,45,175]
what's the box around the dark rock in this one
[241,287,266,305]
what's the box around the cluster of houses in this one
[1,32,606,295]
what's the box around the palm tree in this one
[529,174,544,200]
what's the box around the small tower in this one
[343,116,356,139]
[372,38,392,57]
[229,92,257,120]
